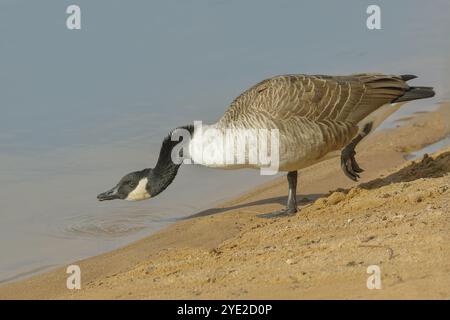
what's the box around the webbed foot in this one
[258,207,298,219]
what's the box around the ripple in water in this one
[54,207,175,240]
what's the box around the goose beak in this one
[97,186,120,201]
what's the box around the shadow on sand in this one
[182,193,325,220]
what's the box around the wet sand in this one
[1,103,449,299]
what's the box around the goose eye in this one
[128,181,137,188]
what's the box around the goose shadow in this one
[182,193,325,220]
[182,151,450,221]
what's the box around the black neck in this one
[148,125,194,197]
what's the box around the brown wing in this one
[218,73,408,126]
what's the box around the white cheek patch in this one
[125,178,151,201]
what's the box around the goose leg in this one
[341,122,373,181]
[258,171,298,218]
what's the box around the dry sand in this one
[1,103,450,299]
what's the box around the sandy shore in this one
[1,103,450,299]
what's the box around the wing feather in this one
[218,73,408,127]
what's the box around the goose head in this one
[97,125,193,203]
[97,169,152,201]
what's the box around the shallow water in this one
[0,1,449,283]
[406,135,450,160]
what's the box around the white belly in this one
[186,122,328,173]
[187,123,281,172]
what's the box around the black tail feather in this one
[393,86,435,103]
[400,74,418,82]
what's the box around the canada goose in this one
[97,73,435,217]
